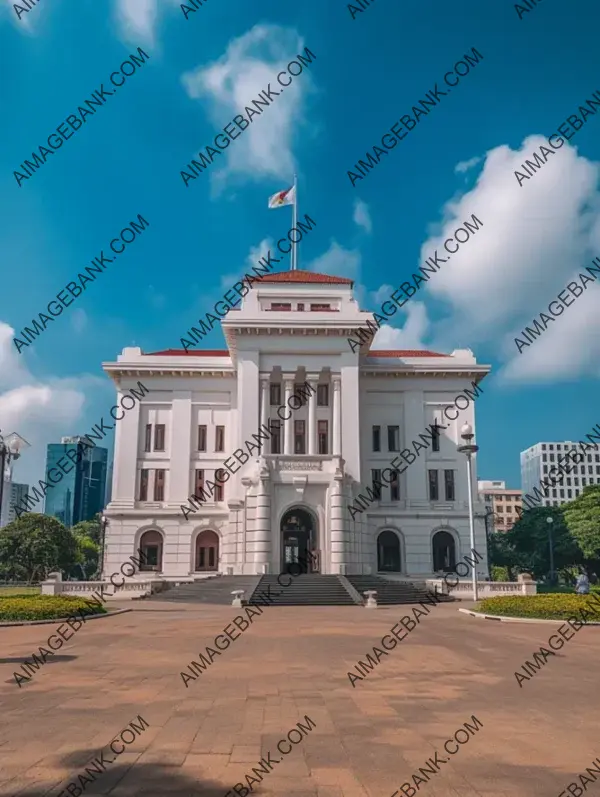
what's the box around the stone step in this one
[145,575,262,605]
[346,575,455,605]
[249,575,358,606]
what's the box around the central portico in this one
[102,269,490,581]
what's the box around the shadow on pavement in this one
[0,656,77,665]
[3,753,228,797]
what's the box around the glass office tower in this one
[44,437,108,526]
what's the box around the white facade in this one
[521,441,600,507]
[102,270,490,579]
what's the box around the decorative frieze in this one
[279,460,322,471]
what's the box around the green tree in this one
[505,505,584,581]
[67,535,100,580]
[562,484,600,574]
[0,514,78,582]
[71,515,102,545]
[487,531,519,581]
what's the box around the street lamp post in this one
[0,432,29,528]
[457,422,479,602]
[546,516,555,586]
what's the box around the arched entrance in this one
[432,530,456,572]
[139,529,163,572]
[377,530,401,572]
[280,507,318,574]
[195,530,219,571]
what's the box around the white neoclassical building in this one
[102,269,490,580]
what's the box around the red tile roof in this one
[368,349,450,358]
[258,270,354,285]
[145,349,230,357]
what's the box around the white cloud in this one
[0,322,105,492]
[181,24,314,190]
[501,282,600,383]
[114,0,158,46]
[307,240,361,283]
[219,237,276,292]
[371,303,430,351]
[112,0,181,46]
[2,0,45,32]
[415,134,600,382]
[353,199,372,234]
[71,309,88,334]
[455,156,482,174]
[370,283,394,307]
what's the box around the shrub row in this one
[478,594,600,620]
[0,594,107,621]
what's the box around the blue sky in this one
[1,0,599,494]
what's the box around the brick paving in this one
[0,600,598,796]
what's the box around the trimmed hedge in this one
[0,594,107,622]
[478,594,600,620]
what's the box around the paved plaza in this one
[0,600,598,797]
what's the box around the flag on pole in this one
[268,185,296,209]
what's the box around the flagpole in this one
[291,173,297,271]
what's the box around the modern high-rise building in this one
[1,481,29,527]
[477,480,522,532]
[520,441,600,508]
[43,437,108,526]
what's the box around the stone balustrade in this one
[423,578,537,599]
[40,579,158,600]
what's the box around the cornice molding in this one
[360,368,489,379]
[104,367,487,381]
[105,367,236,379]
[227,325,362,337]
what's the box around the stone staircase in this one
[248,574,358,606]
[345,575,455,606]
[145,575,262,605]
[142,573,456,607]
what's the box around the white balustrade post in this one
[231,590,245,607]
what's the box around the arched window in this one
[195,530,219,571]
[432,530,456,572]
[377,530,401,572]
[139,530,163,572]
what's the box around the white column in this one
[340,353,360,481]
[307,376,318,456]
[170,391,192,504]
[283,377,294,455]
[403,390,427,501]
[110,391,141,508]
[237,354,260,452]
[332,376,341,456]
[260,376,269,437]
[329,470,345,573]
[253,463,271,572]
